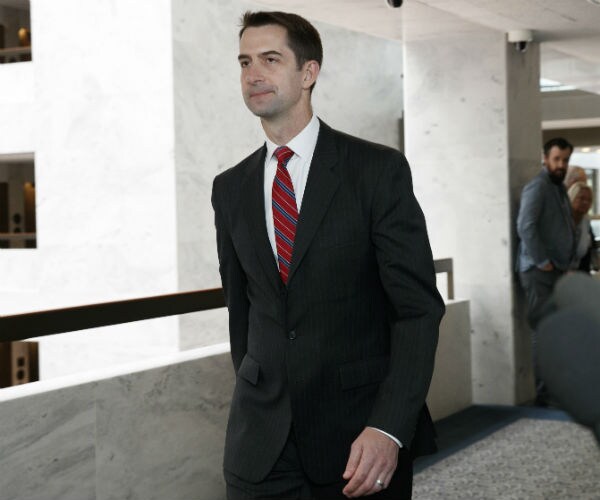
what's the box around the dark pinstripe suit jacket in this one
[211,121,445,484]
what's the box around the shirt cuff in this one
[367,426,402,448]
[536,259,551,269]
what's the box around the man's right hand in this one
[539,262,554,272]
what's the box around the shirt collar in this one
[265,114,320,162]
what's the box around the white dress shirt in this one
[262,114,401,449]
[264,114,320,256]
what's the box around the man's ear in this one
[302,60,320,90]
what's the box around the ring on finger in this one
[375,478,385,488]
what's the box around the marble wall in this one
[0,344,233,500]
[0,62,34,153]
[0,298,469,499]
[171,0,405,349]
[0,0,405,378]
[0,0,181,378]
[29,0,179,297]
[427,299,472,421]
[0,381,97,500]
[403,3,541,404]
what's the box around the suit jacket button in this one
[288,330,296,340]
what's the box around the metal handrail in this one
[0,259,453,343]
[0,232,36,241]
[0,47,31,57]
[0,288,225,343]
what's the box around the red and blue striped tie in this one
[272,146,297,284]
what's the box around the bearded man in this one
[517,137,576,405]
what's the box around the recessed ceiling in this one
[253,0,404,39]
[253,0,600,94]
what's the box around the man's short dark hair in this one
[239,11,323,91]
[544,137,573,156]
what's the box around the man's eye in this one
[240,61,249,68]
[266,57,278,63]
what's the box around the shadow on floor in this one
[415,404,572,473]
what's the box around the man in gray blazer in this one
[516,137,575,404]
[212,10,444,500]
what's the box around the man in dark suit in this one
[212,11,444,499]
[516,138,575,405]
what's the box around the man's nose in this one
[245,66,263,84]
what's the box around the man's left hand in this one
[342,427,399,498]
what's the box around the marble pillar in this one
[8,0,181,378]
[403,4,541,404]
[0,62,34,153]
[506,43,543,403]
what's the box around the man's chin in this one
[549,171,566,184]
[246,105,276,119]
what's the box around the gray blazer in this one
[212,121,444,484]
[516,169,575,272]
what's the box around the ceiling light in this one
[581,147,591,152]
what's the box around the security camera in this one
[507,29,533,53]
[385,0,403,7]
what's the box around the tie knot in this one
[274,146,294,167]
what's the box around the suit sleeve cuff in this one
[367,426,403,448]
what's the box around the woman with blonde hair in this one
[567,181,597,271]
[564,165,587,190]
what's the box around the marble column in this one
[22,0,180,378]
[402,3,541,404]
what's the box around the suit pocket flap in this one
[238,353,260,386]
[339,356,389,390]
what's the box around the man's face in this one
[544,146,571,182]
[238,25,306,120]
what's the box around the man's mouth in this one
[249,89,273,98]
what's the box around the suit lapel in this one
[241,145,281,291]
[288,123,340,285]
